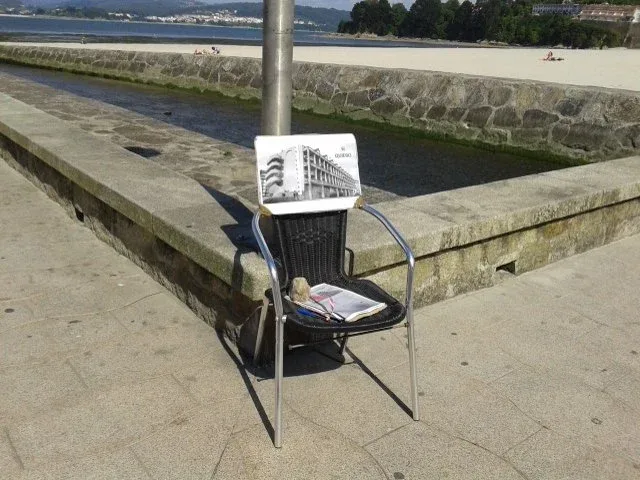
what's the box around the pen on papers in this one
[296,308,332,322]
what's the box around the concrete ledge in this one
[1,92,640,353]
[348,159,640,304]
[351,157,640,273]
[0,93,269,330]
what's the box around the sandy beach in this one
[2,42,639,91]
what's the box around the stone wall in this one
[626,23,640,49]
[1,45,639,163]
[580,21,640,49]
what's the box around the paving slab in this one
[8,374,195,469]
[67,319,227,388]
[0,361,89,424]
[218,408,387,480]
[365,421,526,480]
[0,428,23,477]
[12,449,152,480]
[130,403,240,480]
[2,157,640,478]
[504,427,640,480]
[0,262,137,305]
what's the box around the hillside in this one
[190,2,349,30]
[199,0,357,10]
[17,0,349,30]
[20,0,58,6]
[0,0,24,8]
[61,0,201,16]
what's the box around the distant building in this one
[579,5,640,23]
[532,3,582,17]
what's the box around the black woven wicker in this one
[268,210,406,334]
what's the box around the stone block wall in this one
[369,197,640,306]
[1,45,639,163]
[626,23,640,49]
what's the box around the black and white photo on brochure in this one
[255,133,362,215]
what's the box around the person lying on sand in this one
[542,51,564,61]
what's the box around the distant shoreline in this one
[0,14,265,30]
[321,32,503,49]
[0,13,331,33]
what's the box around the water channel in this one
[0,63,564,200]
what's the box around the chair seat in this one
[268,277,406,334]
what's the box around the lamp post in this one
[261,0,294,136]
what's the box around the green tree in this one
[337,19,355,34]
[390,3,408,35]
[447,0,474,41]
[345,0,394,36]
[339,0,623,48]
[436,0,459,39]
[401,0,442,38]
[370,0,394,35]
[350,1,369,32]
[474,0,504,41]
[496,15,516,44]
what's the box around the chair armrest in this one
[360,204,416,314]
[251,211,284,319]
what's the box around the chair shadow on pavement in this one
[216,330,275,442]
[345,346,413,418]
[216,331,358,445]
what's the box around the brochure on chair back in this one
[255,134,362,215]
[291,283,386,323]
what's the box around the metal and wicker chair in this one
[252,135,419,448]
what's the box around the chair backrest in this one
[255,134,362,216]
[255,133,361,287]
[272,210,347,288]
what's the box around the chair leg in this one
[407,315,420,421]
[253,295,270,366]
[274,314,285,448]
[338,335,349,355]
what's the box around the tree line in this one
[337,0,623,49]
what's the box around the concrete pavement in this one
[1,157,639,479]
